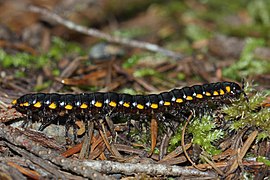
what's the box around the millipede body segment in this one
[11,81,245,131]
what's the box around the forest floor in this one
[0,1,269,179]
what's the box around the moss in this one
[223,38,270,81]
[119,88,137,95]
[34,81,52,92]
[184,24,211,42]
[0,37,84,69]
[168,124,183,152]
[188,115,224,155]
[257,156,270,166]
[168,115,224,155]
[123,54,144,68]
[222,84,270,139]
[247,0,270,26]
[133,68,160,78]
[168,83,269,156]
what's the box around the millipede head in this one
[11,95,28,113]
[11,99,17,108]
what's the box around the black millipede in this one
[11,81,247,137]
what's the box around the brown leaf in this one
[149,118,157,156]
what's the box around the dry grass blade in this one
[159,156,187,165]
[91,134,106,153]
[61,143,82,158]
[115,144,159,160]
[226,130,258,175]
[79,121,94,159]
[200,154,224,176]
[7,162,40,180]
[89,142,106,160]
[160,143,191,162]
[100,124,122,158]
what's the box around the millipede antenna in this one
[241,79,249,102]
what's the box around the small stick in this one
[181,112,206,171]
[28,5,185,60]
[5,142,65,179]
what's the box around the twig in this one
[0,123,215,177]
[28,5,185,60]
[0,123,113,180]
[181,112,206,171]
[0,162,27,180]
[5,142,65,179]
[82,160,217,177]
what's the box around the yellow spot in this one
[12,99,17,105]
[226,86,231,93]
[34,102,42,108]
[65,104,73,110]
[19,104,23,107]
[109,101,117,107]
[49,102,57,109]
[164,102,171,106]
[137,104,144,109]
[196,94,203,99]
[176,98,183,103]
[150,103,158,109]
[186,96,193,100]
[205,92,211,96]
[23,102,30,107]
[94,102,102,108]
[80,103,88,109]
[213,91,219,96]
[219,89,225,95]
[123,102,130,108]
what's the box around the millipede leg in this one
[64,120,72,145]
[73,124,78,143]
[84,115,89,135]
[21,110,33,128]
[126,116,132,140]
[38,114,57,131]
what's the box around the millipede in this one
[11,81,247,137]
